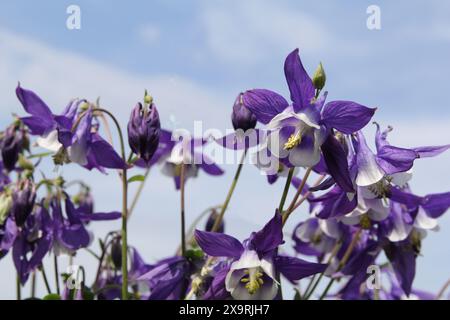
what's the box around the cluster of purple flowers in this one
[0,48,449,300]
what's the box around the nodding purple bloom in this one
[231,93,257,132]
[50,194,120,255]
[128,98,161,164]
[11,179,36,227]
[0,124,27,172]
[243,49,375,191]
[0,161,11,191]
[195,212,326,300]
[138,256,191,300]
[16,85,126,172]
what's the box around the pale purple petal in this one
[321,101,376,134]
[194,230,244,258]
[242,89,289,124]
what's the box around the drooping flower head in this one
[128,92,161,163]
[11,179,36,227]
[0,122,28,172]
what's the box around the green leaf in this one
[127,175,146,183]
[43,294,61,300]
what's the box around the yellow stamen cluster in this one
[284,132,302,150]
[240,269,264,295]
[359,214,372,230]
[368,177,392,198]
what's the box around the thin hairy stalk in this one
[180,163,187,257]
[53,255,60,295]
[96,108,129,300]
[40,266,52,294]
[436,278,450,300]
[282,167,312,226]
[211,150,247,232]
[128,166,151,219]
[31,271,36,298]
[304,240,342,299]
[319,229,362,300]
[288,174,326,214]
[278,168,295,212]
[16,274,21,300]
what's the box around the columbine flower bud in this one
[232,93,257,132]
[312,62,326,90]
[1,125,27,172]
[11,179,36,227]
[127,98,161,163]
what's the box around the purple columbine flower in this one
[243,49,376,192]
[231,93,257,132]
[11,179,36,227]
[16,85,126,172]
[138,256,191,300]
[127,95,161,164]
[0,123,27,172]
[195,211,326,300]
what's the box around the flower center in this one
[240,268,264,295]
[367,177,392,199]
[284,132,302,150]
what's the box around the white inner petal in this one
[36,129,62,152]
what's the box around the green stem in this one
[180,163,187,257]
[128,166,151,219]
[53,255,60,295]
[319,229,362,300]
[31,271,36,298]
[282,167,312,226]
[96,108,128,300]
[211,150,247,232]
[278,168,295,212]
[16,274,21,300]
[40,266,52,294]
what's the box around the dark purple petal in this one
[194,230,243,258]
[275,255,326,282]
[385,241,416,296]
[309,176,335,192]
[250,211,284,255]
[78,211,121,222]
[321,101,376,134]
[242,89,289,124]
[284,48,314,111]
[89,134,127,170]
[413,145,450,158]
[321,134,354,192]
[311,186,357,219]
[60,224,91,250]
[421,192,450,218]
[16,84,53,120]
[389,187,422,209]
[197,155,224,176]
[21,116,53,136]
[203,266,231,300]
[215,129,265,150]
[376,146,418,175]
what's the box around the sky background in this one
[0,0,449,299]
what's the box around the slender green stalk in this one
[304,241,342,299]
[211,150,247,232]
[319,229,362,300]
[278,168,295,212]
[436,278,450,300]
[96,108,129,300]
[31,272,36,298]
[282,167,312,226]
[53,255,60,295]
[16,274,21,300]
[128,167,151,219]
[40,266,52,294]
[180,163,187,257]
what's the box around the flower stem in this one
[180,163,187,257]
[96,108,129,300]
[436,278,450,300]
[211,150,247,232]
[278,168,295,212]
[53,255,60,295]
[31,271,36,298]
[319,228,362,300]
[128,167,151,219]
[16,274,21,300]
[40,266,52,294]
[282,167,312,226]
[304,240,342,299]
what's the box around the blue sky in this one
[0,0,449,299]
